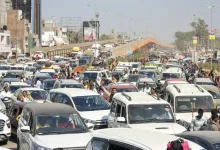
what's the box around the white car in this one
[0,112,11,144]
[108,92,186,134]
[86,128,205,150]
[46,88,110,129]
[17,103,92,150]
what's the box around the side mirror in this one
[20,126,30,132]
[175,115,180,121]
[117,117,126,123]
[86,123,94,130]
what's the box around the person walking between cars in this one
[190,108,207,131]
[35,77,42,89]
[209,114,220,131]
[142,82,151,93]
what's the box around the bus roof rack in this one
[121,92,132,101]
[173,84,181,93]
[195,84,204,92]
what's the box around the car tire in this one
[17,138,20,150]
[2,139,8,145]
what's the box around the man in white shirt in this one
[35,78,42,89]
[0,84,11,100]
[142,82,151,93]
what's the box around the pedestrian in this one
[0,83,11,100]
[142,82,151,93]
[26,77,32,86]
[35,77,42,89]
[209,114,220,131]
[190,108,207,131]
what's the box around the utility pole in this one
[16,0,18,57]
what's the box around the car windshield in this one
[83,73,98,80]
[175,96,213,113]
[115,87,138,93]
[61,84,84,89]
[162,73,180,80]
[213,143,220,150]
[137,83,156,90]
[2,79,20,85]
[36,76,52,84]
[41,72,54,77]
[132,64,139,68]
[0,66,10,70]
[128,104,174,124]
[5,72,22,78]
[9,85,30,93]
[72,95,110,111]
[207,90,220,99]
[27,90,48,100]
[196,82,215,86]
[10,67,24,70]
[139,71,155,78]
[128,75,141,82]
[36,114,87,135]
[28,68,36,72]
[44,80,55,90]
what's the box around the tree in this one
[100,34,110,41]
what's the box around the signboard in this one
[209,30,215,40]
[83,21,100,41]
[193,36,198,45]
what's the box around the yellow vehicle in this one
[72,47,80,52]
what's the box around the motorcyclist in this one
[0,83,11,100]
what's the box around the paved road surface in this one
[0,137,16,150]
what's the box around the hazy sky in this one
[42,0,220,44]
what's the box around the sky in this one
[42,0,220,44]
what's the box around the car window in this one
[14,89,21,97]
[62,94,73,107]
[50,93,56,102]
[92,139,108,150]
[197,139,211,150]
[116,103,122,117]
[110,101,117,115]
[54,93,63,103]
[121,104,126,119]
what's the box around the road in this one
[1,137,16,150]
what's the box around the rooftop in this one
[24,103,77,115]
[113,92,167,105]
[50,88,98,97]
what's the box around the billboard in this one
[83,21,100,41]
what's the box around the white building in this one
[0,30,11,58]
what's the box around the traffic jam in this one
[0,47,219,150]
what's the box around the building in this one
[0,0,11,29]
[0,30,11,58]
[7,10,39,54]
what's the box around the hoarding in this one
[83,21,100,41]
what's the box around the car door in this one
[9,105,19,135]
[118,103,127,128]
[115,102,122,128]
[108,100,117,128]
[20,109,31,150]
[11,89,21,102]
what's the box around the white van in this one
[40,69,55,78]
[165,84,215,129]
[161,68,185,85]
[167,59,178,65]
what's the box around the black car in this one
[7,101,30,136]
[42,79,56,92]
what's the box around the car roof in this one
[40,69,55,72]
[19,87,45,91]
[24,103,77,115]
[2,78,20,82]
[163,68,182,73]
[138,78,155,83]
[50,88,98,97]
[177,131,220,144]
[195,78,214,83]
[13,101,31,108]
[93,128,204,149]
[34,73,50,77]
[166,84,212,96]
[7,70,23,73]
[113,92,168,105]
[200,85,220,94]
[59,79,80,84]
[166,79,182,82]
[43,79,56,82]
[10,82,29,86]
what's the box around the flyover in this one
[112,38,175,58]
[30,39,121,60]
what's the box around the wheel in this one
[17,138,20,150]
[2,139,8,145]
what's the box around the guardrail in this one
[31,39,121,60]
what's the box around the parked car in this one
[176,131,220,150]
[17,103,92,149]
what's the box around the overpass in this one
[112,38,175,58]
[30,39,121,60]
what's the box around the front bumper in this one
[0,134,10,141]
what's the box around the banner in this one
[209,30,215,40]
[193,36,198,45]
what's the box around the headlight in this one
[34,144,52,150]
[6,119,10,128]
[84,119,96,124]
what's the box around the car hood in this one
[79,110,109,121]
[128,123,186,134]
[35,133,92,149]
